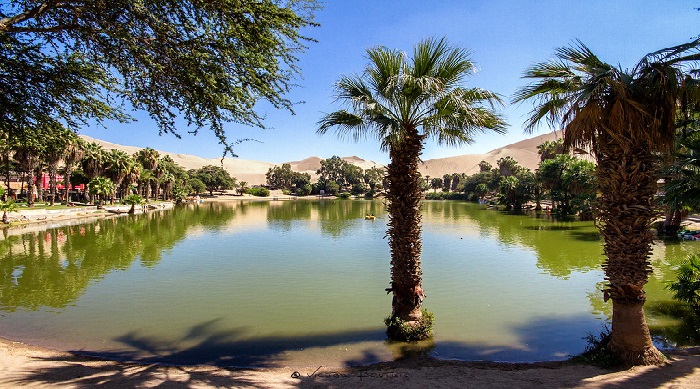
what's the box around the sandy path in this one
[1,338,699,388]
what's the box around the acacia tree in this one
[318,38,505,340]
[194,165,235,195]
[514,39,700,365]
[1,1,318,154]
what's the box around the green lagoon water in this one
[1,200,698,367]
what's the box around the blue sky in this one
[80,0,699,165]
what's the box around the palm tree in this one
[0,199,17,224]
[537,139,565,162]
[513,39,699,365]
[42,126,73,206]
[62,136,85,205]
[81,142,105,203]
[660,134,700,232]
[135,148,160,201]
[104,149,133,203]
[88,176,115,209]
[318,38,505,340]
[122,194,145,214]
[12,129,44,207]
[0,132,14,201]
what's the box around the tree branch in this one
[0,1,73,33]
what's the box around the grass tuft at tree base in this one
[384,309,434,342]
[571,327,622,368]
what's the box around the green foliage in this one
[537,139,565,162]
[571,327,622,368]
[497,166,535,211]
[192,165,235,195]
[337,192,351,199]
[317,156,364,193]
[479,161,492,173]
[236,181,249,196]
[364,167,385,193]
[425,192,466,200]
[88,176,115,207]
[0,199,18,224]
[266,164,312,193]
[266,164,296,190]
[1,1,319,152]
[497,156,522,177]
[296,183,312,196]
[430,178,444,192]
[538,155,596,218]
[121,194,144,206]
[662,135,700,213]
[667,255,700,317]
[384,309,435,341]
[172,188,188,204]
[188,177,206,195]
[247,187,270,197]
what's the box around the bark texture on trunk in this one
[609,300,664,365]
[386,129,426,330]
[597,139,664,365]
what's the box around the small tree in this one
[88,177,115,209]
[0,199,18,224]
[122,194,145,214]
[667,255,700,318]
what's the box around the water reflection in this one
[0,206,237,312]
[423,201,602,278]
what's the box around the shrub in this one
[337,192,351,199]
[667,255,700,317]
[384,309,434,341]
[425,192,445,200]
[296,183,312,196]
[571,327,622,368]
[247,187,270,197]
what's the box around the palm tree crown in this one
[319,37,505,148]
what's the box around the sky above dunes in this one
[79,0,699,165]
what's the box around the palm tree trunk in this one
[63,167,73,205]
[597,141,664,365]
[48,164,57,206]
[385,129,427,338]
[26,171,35,207]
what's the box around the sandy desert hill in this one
[80,130,564,185]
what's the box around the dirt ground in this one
[0,338,699,388]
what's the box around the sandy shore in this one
[1,337,699,388]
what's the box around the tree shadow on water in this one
[8,319,389,387]
[76,319,389,368]
[9,315,700,388]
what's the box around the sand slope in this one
[80,131,565,185]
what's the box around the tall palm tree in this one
[513,40,699,365]
[62,136,85,205]
[12,129,44,207]
[104,149,133,203]
[537,139,565,162]
[135,148,160,202]
[0,131,14,201]
[42,126,72,206]
[81,142,105,203]
[318,38,506,340]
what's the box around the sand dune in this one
[80,130,565,185]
